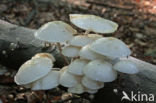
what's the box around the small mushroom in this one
[68,34,102,47]
[68,84,84,94]
[81,76,104,90]
[83,59,117,82]
[113,60,139,74]
[90,37,131,59]
[68,59,89,75]
[31,69,60,90]
[14,56,53,85]
[34,21,77,43]
[34,21,77,64]
[69,14,118,33]
[62,45,81,57]
[59,67,80,87]
[79,45,105,60]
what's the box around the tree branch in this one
[0,19,156,98]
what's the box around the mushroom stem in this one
[57,43,69,65]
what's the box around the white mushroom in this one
[14,56,53,85]
[81,76,104,90]
[34,21,77,64]
[34,21,77,43]
[113,60,139,74]
[62,45,80,57]
[59,67,80,87]
[68,59,89,75]
[83,59,117,82]
[69,14,118,33]
[31,69,60,90]
[33,53,56,62]
[68,34,102,47]
[60,66,68,74]
[68,84,84,94]
[79,45,105,60]
[90,37,131,59]
[87,34,103,39]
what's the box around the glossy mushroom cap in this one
[82,76,104,90]
[35,21,77,42]
[31,70,60,90]
[113,60,139,74]
[14,57,53,85]
[68,34,102,47]
[62,45,80,57]
[69,14,118,33]
[68,84,84,94]
[79,45,105,60]
[59,67,80,87]
[83,59,117,82]
[68,59,89,75]
[90,37,131,59]
[87,34,103,39]
[33,53,56,62]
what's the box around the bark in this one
[0,20,156,102]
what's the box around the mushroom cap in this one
[90,37,131,58]
[59,68,80,87]
[62,45,80,57]
[83,59,117,82]
[68,34,102,47]
[69,14,118,33]
[79,45,105,60]
[81,76,104,90]
[34,21,77,42]
[60,66,68,74]
[33,53,56,62]
[68,59,89,75]
[31,69,60,90]
[14,57,53,85]
[68,84,84,94]
[113,60,139,74]
[87,34,103,39]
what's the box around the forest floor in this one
[0,0,156,103]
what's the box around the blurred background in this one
[0,0,156,103]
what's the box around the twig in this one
[86,0,133,10]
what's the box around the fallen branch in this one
[0,20,156,100]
